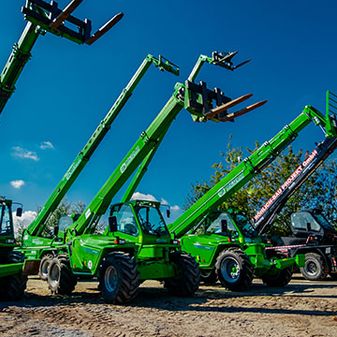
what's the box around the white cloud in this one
[132,192,181,211]
[131,191,182,223]
[12,146,39,161]
[12,210,37,236]
[131,192,158,202]
[40,140,54,150]
[160,198,169,206]
[10,179,25,189]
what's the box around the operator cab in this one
[291,210,337,244]
[199,212,237,236]
[0,200,14,237]
[230,212,258,239]
[0,197,22,243]
[53,214,77,240]
[190,210,259,243]
[109,200,171,243]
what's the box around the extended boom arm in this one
[169,104,337,238]
[26,54,178,237]
[66,51,265,237]
[0,0,123,115]
[253,137,337,235]
[253,91,337,235]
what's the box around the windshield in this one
[191,212,257,238]
[291,212,321,232]
[111,204,139,236]
[0,203,13,236]
[190,212,238,238]
[205,213,237,234]
[232,213,258,238]
[136,205,169,236]
[58,215,73,232]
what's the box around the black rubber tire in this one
[39,254,54,281]
[215,249,253,291]
[99,252,139,304]
[0,251,27,301]
[329,273,337,280]
[47,255,77,295]
[8,250,25,263]
[262,267,293,287]
[200,269,217,285]
[300,252,327,281]
[164,252,200,296]
[0,274,27,301]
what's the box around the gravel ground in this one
[0,276,337,337]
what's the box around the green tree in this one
[15,200,87,243]
[39,200,85,238]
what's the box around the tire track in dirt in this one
[1,279,337,337]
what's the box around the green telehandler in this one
[0,0,123,300]
[0,0,123,115]
[0,0,123,299]
[20,51,264,303]
[249,91,337,281]
[168,100,337,291]
[0,197,27,300]
[13,52,180,285]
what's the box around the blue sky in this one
[1,0,337,222]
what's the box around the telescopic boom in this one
[66,51,264,237]
[26,54,179,237]
[253,91,337,235]
[169,103,337,238]
[0,0,123,115]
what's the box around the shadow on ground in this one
[1,281,336,318]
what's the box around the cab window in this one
[111,205,139,236]
[206,213,239,237]
[136,206,169,236]
[291,212,321,232]
[0,204,13,236]
[58,215,73,232]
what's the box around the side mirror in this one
[71,213,80,222]
[16,207,23,217]
[166,208,171,218]
[54,224,59,237]
[307,222,312,232]
[108,216,118,232]
[221,219,228,233]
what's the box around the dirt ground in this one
[0,276,336,337]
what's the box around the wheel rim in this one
[221,257,240,283]
[104,266,118,293]
[49,263,60,288]
[306,260,318,276]
[41,259,50,278]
